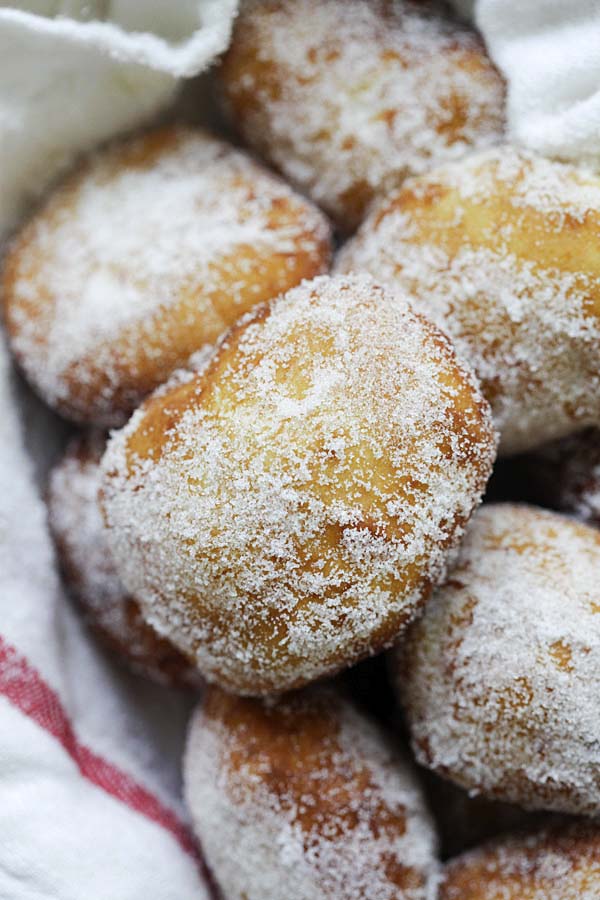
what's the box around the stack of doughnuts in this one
[4,1,600,896]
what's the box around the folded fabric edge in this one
[0,0,239,78]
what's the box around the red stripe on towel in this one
[0,634,219,897]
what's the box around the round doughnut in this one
[47,430,200,688]
[337,147,600,454]
[440,823,600,900]
[219,0,505,231]
[184,685,440,900]
[392,503,600,816]
[2,126,332,425]
[101,273,496,695]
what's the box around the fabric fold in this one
[451,0,600,167]
[0,0,238,239]
[0,336,209,899]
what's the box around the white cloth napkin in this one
[453,0,600,167]
[0,4,239,896]
[0,334,213,899]
[0,0,238,239]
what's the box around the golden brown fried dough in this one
[393,503,600,816]
[440,823,600,900]
[101,273,496,695]
[47,430,200,688]
[219,0,505,230]
[184,685,440,899]
[3,126,331,425]
[338,147,600,454]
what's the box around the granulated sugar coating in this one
[337,147,600,455]
[2,126,331,426]
[101,273,496,695]
[219,0,505,231]
[393,503,600,817]
[440,823,600,899]
[47,431,200,688]
[184,686,440,900]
